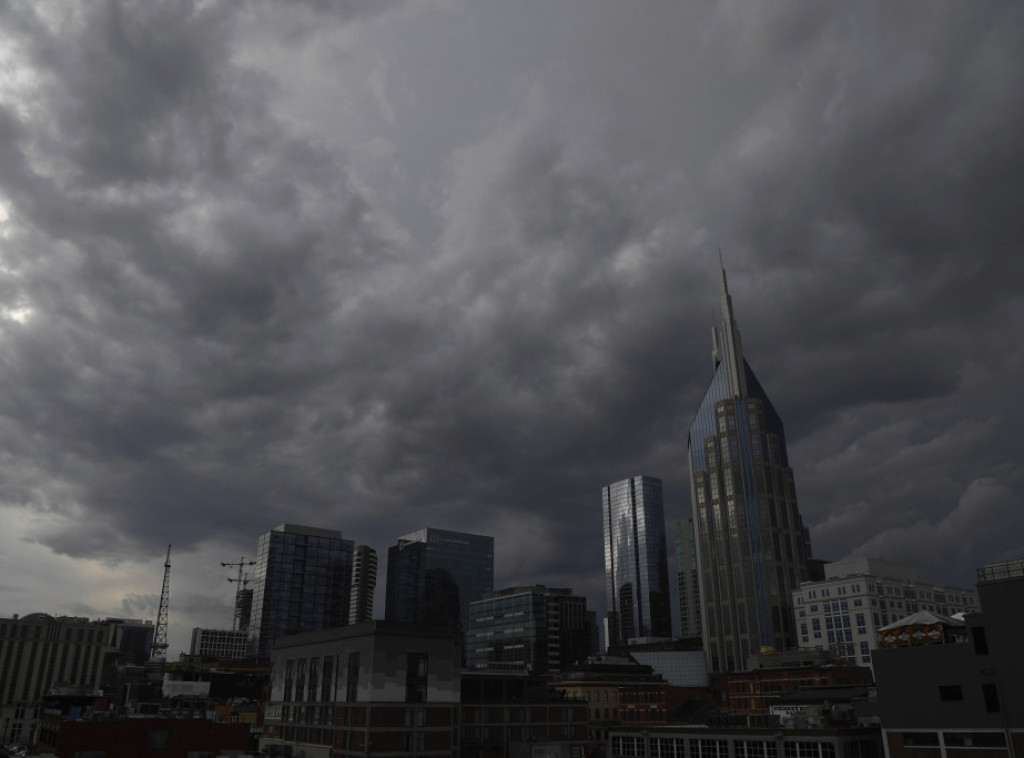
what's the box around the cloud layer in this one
[0,1,1021,653]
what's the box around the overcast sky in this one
[1,1,1022,657]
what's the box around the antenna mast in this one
[150,544,171,663]
[222,557,256,631]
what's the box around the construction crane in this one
[222,557,255,631]
[150,544,171,663]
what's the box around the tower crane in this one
[222,557,255,631]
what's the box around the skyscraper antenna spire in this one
[716,258,747,397]
[687,267,813,672]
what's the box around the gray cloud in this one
[0,1,1022,652]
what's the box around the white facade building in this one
[792,557,978,666]
[189,627,250,660]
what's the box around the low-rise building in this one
[262,621,460,757]
[35,716,252,758]
[460,671,589,758]
[552,655,666,742]
[607,724,883,758]
[767,685,877,728]
[0,613,120,746]
[713,654,874,715]
[262,621,590,757]
[792,557,978,667]
[874,559,1024,758]
[189,627,251,660]
[608,637,708,690]
[618,682,713,727]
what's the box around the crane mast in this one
[150,544,171,663]
[222,556,256,631]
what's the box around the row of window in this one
[904,732,1005,748]
[611,736,855,758]
[798,584,975,608]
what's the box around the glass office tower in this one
[602,475,673,648]
[688,268,813,672]
[465,585,594,674]
[384,527,494,631]
[249,523,354,661]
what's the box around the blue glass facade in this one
[602,475,673,647]
[384,527,494,632]
[688,271,812,672]
[249,524,354,661]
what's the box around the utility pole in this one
[222,557,255,631]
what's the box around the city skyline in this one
[1,2,1023,660]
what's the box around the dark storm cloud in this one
[697,2,1024,580]
[0,0,1022,645]
[0,1,403,560]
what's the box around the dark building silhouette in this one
[874,559,1024,758]
[384,528,493,632]
[248,523,354,661]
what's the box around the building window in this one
[406,652,428,703]
[346,652,360,702]
[982,683,1000,713]
[322,656,334,701]
[902,733,939,748]
[295,658,306,702]
[943,733,1005,748]
[283,659,295,702]
[938,685,963,702]
[783,742,836,758]
[693,738,729,758]
[405,731,426,751]
[147,730,170,749]
[308,657,320,701]
[736,740,779,758]
[971,627,989,655]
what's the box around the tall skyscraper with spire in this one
[602,475,673,648]
[688,268,813,672]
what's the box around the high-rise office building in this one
[347,544,378,625]
[688,268,813,672]
[465,585,595,674]
[249,523,354,661]
[384,528,494,631]
[0,614,119,745]
[602,475,673,648]
[675,519,702,639]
